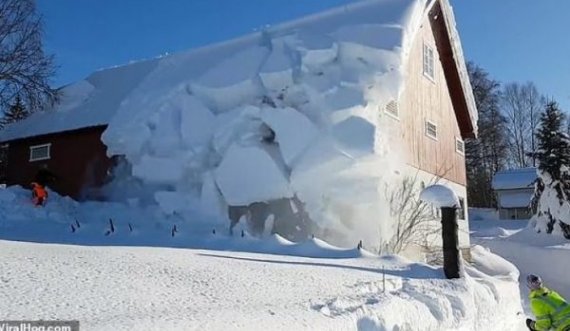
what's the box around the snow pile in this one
[471,216,570,315]
[0,238,524,331]
[96,0,434,248]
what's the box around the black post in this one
[441,207,460,279]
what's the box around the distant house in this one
[0,0,477,253]
[492,168,537,220]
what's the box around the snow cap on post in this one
[419,184,459,208]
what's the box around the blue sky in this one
[38,0,570,109]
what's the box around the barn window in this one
[29,143,51,162]
[455,137,465,155]
[423,43,435,81]
[425,121,438,140]
[384,100,399,119]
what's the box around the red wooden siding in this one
[3,126,113,200]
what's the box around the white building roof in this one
[492,167,537,191]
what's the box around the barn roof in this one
[492,167,537,191]
[0,0,477,143]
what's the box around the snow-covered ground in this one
[0,188,526,331]
[470,209,570,315]
[0,240,523,331]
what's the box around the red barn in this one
[0,59,158,199]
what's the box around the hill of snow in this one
[470,214,570,320]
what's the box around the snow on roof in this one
[497,190,532,208]
[492,167,537,191]
[0,58,159,142]
[0,0,475,143]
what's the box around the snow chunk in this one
[132,155,185,184]
[260,107,318,166]
[147,104,182,156]
[331,116,375,157]
[179,96,216,147]
[470,245,519,280]
[212,106,263,155]
[192,46,268,111]
[214,144,293,206]
[196,46,268,89]
[295,31,338,72]
[259,43,295,92]
[420,184,460,208]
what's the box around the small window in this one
[29,143,51,162]
[384,100,399,119]
[425,121,437,140]
[455,138,465,155]
[423,43,435,80]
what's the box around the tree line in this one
[465,62,568,208]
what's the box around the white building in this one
[492,168,537,220]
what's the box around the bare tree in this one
[465,63,508,207]
[523,82,545,167]
[383,175,439,254]
[0,0,57,123]
[502,83,530,167]
[501,82,545,168]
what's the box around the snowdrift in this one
[0,238,524,331]
[471,218,570,302]
[1,186,524,330]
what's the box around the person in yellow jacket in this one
[526,274,570,331]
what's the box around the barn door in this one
[0,144,8,184]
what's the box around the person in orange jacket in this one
[31,182,48,206]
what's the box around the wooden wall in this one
[388,14,467,186]
[4,126,114,200]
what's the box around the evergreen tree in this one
[0,95,29,128]
[530,101,570,239]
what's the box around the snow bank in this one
[0,238,524,331]
[0,185,524,330]
[314,245,523,331]
[472,217,570,315]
